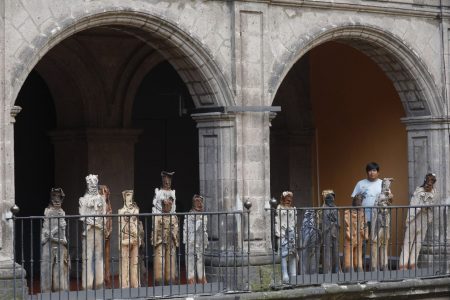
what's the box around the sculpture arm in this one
[344,210,351,239]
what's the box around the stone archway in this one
[268,24,443,118]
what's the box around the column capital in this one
[401,116,450,131]
[191,112,236,128]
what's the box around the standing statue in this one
[275,191,298,283]
[300,209,321,275]
[370,178,394,271]
[343,194,368,272]
[151,171,179,285]
[99,185,113,288]
[399,173,436,270]
[79,174,106,289]
[321,190,340,274]
[183,194,208,284]
[41,188,69,292]
[119,190,140,288]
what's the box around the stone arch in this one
[268,24,443,117]
[10,10,234,110]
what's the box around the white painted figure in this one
[399,173,436,270]
[41,188,69,292]
[183,194,208,284]
[275,191,298,283]
[79,174,106,289]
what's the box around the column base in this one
[0,258,28,300]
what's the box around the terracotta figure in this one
[99,185,113,287]
[399,173,436,270]
[41,188,69,292]
[343,194,368,272]
[79,174,106,289]
[183,194,208,284]
[275,191,298,282]
[119,190,140,288]
[151,171,179,284]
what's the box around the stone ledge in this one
[189,276,450,300]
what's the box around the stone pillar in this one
[402,116,450,273]
[0,105,27,299]
[49,128,140,276]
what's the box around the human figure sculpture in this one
[99,185,113,287]
[275,191,298,283]
[151,171,179,285]
[41,188,69,292]
[343,194,368,272]
[300,209,321,275]
[370,178,394,271]
[79,174,106,289]
[399,173,436,270]
[321,190,340,274]
[183,194,208,284]
[119,190,140,288]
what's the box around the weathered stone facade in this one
[1,0,450,296]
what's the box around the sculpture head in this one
[122,190,134,208]
[381,178,394,193]
[50,188,65,208]
[422,173,436,192]
[192,194,204,212]
[280,191,293,207]
[352,193,364,207]
[85,174,99,194]
[322,190,336,207]
[161,171,174,190]
[162,197,174,213]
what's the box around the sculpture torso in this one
[41,206,67,245]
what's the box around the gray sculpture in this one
[300,209,321,275]
[79,174,106,289]
[183,194,208,284]
[275,191,298,283]
[321,190,340,274]
[41,188,69,292]
[370,178,394,271]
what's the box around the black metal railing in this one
[269,204,450,287]
[11,210,250,299]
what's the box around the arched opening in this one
[13,23,214,290]
[270,41,409,260]
[271,40,413,207]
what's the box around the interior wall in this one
[310,41,408,207]
[132,61,199,214]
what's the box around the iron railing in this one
[11,210,250,299]
[269,204,450,287]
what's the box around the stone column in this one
[0,104,27,299]
[402,116,450,272]
[49,128,141,276]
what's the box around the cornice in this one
[216,0,450,19]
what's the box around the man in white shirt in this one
[351,162,382,266]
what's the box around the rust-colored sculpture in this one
[41,188,69,292]
[99,185,113,287]
[343,194,368,272]
[119,190,140,288]
[151,172,179,285]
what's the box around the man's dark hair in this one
[366,162,380,172]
